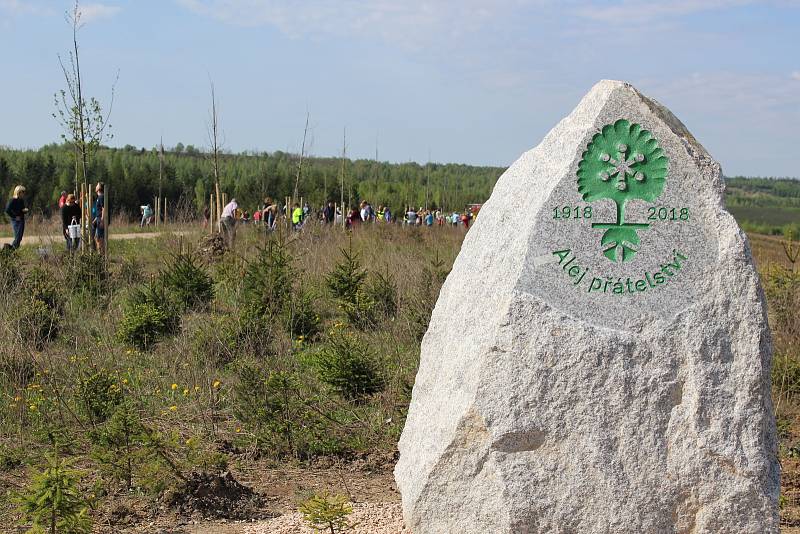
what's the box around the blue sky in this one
[1,0,798,177]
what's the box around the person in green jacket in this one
[292,204,303,230]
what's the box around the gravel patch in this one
[244,502,409,534]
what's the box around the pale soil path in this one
[1,230,190,247]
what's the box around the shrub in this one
[116,254,143,285]
[68,251,108,295]
[341,289,378,330]
[242,240,293,317]
[160,250,214,311]
[78,370,123,423]
[326,241,367,303]
[0,351,35,388]
[192,313,273,365]
[89,402,152,491]
[283,286,321,339]
[365,270,398,319]
[23,267,63,312]
[299,492,353,533]
[773,350,800,406]
[305,330,384,400]
[15,454,92,534]
[0,247,20,289]
[407,252,449,340]
[117,302,179,351]
[326,241,381,329]
[14,298,60,348]
[233,366,323,458]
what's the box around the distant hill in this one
[725,177,800,235]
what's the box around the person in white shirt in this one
[221,198,238,248]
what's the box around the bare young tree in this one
[293,111,310,202]
[340,128,347,229]
[53,0,117,200]
[207,81,223,226]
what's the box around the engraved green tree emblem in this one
[577,119,668,262]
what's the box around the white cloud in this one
[640,71,800,123]
[572,0,754,24]
[175,0,542,47]
[792,71,800,81]
[79,3,121,23]
[0,0,53,16]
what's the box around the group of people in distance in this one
[211,196,478,248]
[4,185,475,251]
[4,182,107,252]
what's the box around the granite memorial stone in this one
[395,80,779,533]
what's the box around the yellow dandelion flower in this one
[183,389,190,396]
[212,380,221,389]
[29,404,37,411]
[169,405,177,411]
[235,427,242,433]
[122,378,128,384]
[171,383,178,390]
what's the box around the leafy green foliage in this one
[326,242,367,304]
[117,303,178,350]
[15,454,92,534]
[326,241,382,329]
[0,247,20,288]
[78,370,123,423]
[68,251,108,295]
[233,367,324,458]
[306,330,384,400]
[117,283,181,351]
[364,270,398,319]
[89,402,156,491]
[23,268,63,312]
[299,492,353,534]
[160,250,214,311]
[242,240,293,317]
[11,267,63,348]
[283,286,321,339]
[14,298,60,349]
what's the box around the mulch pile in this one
[168,471,268,520]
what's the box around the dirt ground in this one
[103,458,401,534]
[0,230,188,247]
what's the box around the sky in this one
[0,0,798,177]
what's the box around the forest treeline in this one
[0,143,504,219]
[725,176,800,208]
[1,143,797,220]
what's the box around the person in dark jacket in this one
[323,200,335,224]
[5,185,28,249]
[61,193,81,252]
